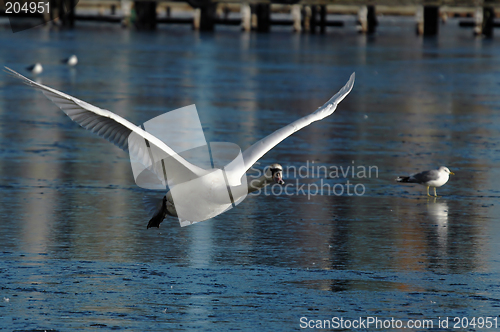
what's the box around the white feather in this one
[5,67,208,183]
[226,72,355,183]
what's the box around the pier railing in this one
[1,0,498,36]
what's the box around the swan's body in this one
[26,63,43,75]
[396,166,454,197]
[62,55,78,66]
[6,67,354,227]
[147,163,284,228]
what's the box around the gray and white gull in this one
[61,55,78,67]
[396,166,455,197]
[26,63,43,75]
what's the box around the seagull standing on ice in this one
[396,166,455,197]
[5,67,355,228]
[26,63,43,75]
[61,55,78,67]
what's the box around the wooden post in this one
[121,0,132,27]
[417,5,439,35]
[59,0,75,27]
[475,6,495,37]
[474,6,483,35]
[319,5,326,34]
[67,0,75,27]
[255,4,270,32]
[302,6,311,32]
[310,5,317,33]
[367,5,377,33]
[50,0,56,22]
[193,8,201,30]
[134,1,157,30]
[241,3,251,32]
[58,0,67,26]
[199,3,217,31]
[415,5,424,35]
[423,6,439,36]
[292,4,302,32]
[482,6,494,37]
[358,6,367,32]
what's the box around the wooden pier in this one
[1,0,499,36]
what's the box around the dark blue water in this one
[1,17,500,331]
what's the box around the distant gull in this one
[396,166,455,197]
[61,55,78,66]
[26,63,43,75]
[5,66,354,228]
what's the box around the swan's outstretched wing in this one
[5,67,207,181]
[237,73,355,177]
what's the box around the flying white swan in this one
[5,67,355,227]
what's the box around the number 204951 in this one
[453,317,498,329]
[5,2,50,14]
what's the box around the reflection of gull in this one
[396,166,454,197]
[26,63,43,75]
[6,67,354,227]
[61,55,78,67]
[427,200,448,247]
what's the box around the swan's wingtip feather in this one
[4,66,33,85]
[347,72,355,90]
[338,72,355,99]
[4,66,19,77]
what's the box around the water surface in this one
[1,17,500,331]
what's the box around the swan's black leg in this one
[147,196,168,229]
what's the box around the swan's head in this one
[439,166,455,175]
[269,163,285,185]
